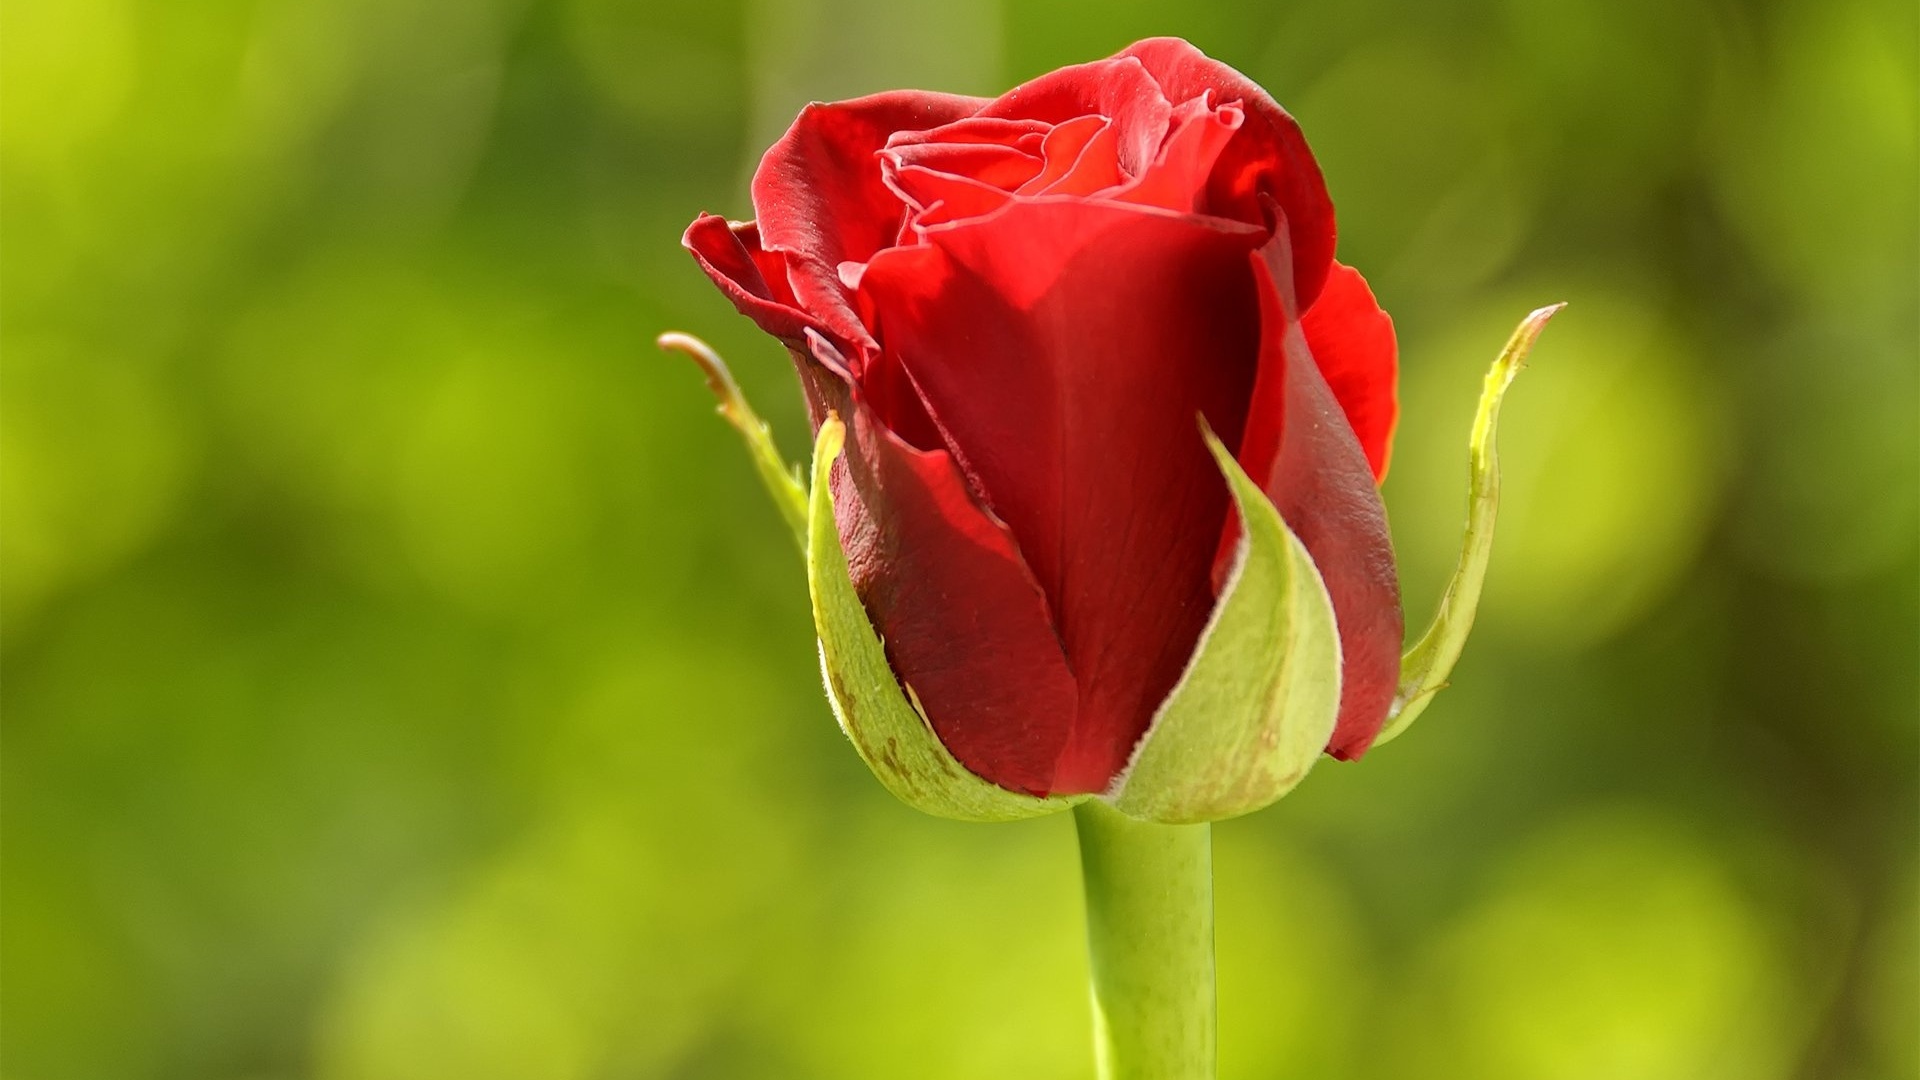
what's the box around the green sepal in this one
[1376,303,1565,746]
[1105,425,1343,825]
[805,415,1085,821]
[658,332,809,550]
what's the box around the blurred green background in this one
[3,0,1915,1076]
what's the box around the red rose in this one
[685,38,1402,799]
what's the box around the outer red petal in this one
[859,199,1268,794]
[1300,263,1398,481]
[1233,230,1403,760]
[1121,38,1337,309]
[810,335,1080,798]
[753,91,988,351]
[683,214,817,348]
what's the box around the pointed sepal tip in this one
[1376,302,1564,746]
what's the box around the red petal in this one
[981,55,1172,179]
[1016,115,1110,195]
[887,166,1016,231]
[1301,263,1398,481]
[1031,120,1123,197]
[1113,97,1245,214]
[859,199,1268,794]
[882,142,1044,197]
[831,331,945,453]
[1122,38,1337,308]
[815,333,1079,798]
[753,91,988,350]
[683,214,817,347]
[906,171,1029,226]
[885,115,1050,152]
[1232,230,1403,759]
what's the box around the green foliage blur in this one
[3,0,1915,1075]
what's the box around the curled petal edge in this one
[1375,302,1565,746]
[807,415,1085,821]
[1104,423,1343,825]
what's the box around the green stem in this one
[1074,799,1216,1080]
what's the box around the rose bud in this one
[668,38,1558,824]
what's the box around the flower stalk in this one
[1074,800,1216,1080]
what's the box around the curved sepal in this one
[658,332,809,549]
[805,416,1084,821]
[1376,303,1565,746]
[1105,426,1343,824]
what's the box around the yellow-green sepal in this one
[1104,426,1344,825]
[1377,303,1564,746]
[806,416,1085,822]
